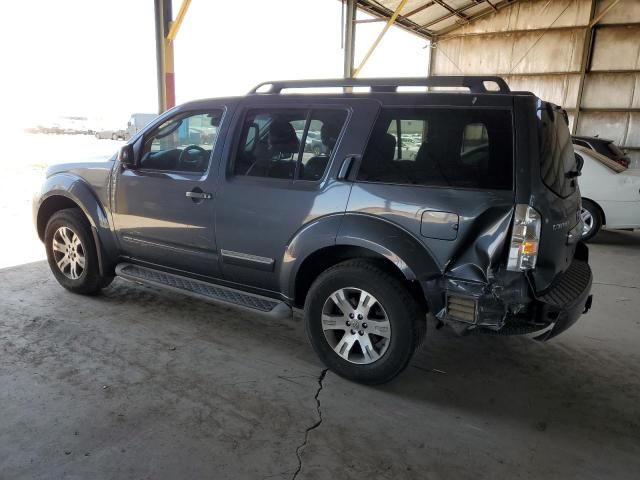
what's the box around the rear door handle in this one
[186,190,212,200]
[338,154,361,180]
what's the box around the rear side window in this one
[538,104,576,198]
[233,109,347,181]
[356,108,513,190]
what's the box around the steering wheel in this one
[178,145,207,170]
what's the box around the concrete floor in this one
[0,229,638,479]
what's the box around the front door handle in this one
[186,191,212,199]
[186,188,213,202]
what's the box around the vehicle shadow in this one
[3,260,639,448]
[590,229,640,249]
[378,325,640,443]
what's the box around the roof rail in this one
[249,76,510,95]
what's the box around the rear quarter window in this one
[356,107,513,190]
[538,104,577,198]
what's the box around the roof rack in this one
[249,76,510,95]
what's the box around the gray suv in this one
[33,77,593,384]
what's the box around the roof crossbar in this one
[249,76,510,94]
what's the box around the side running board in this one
[115,263,292,319]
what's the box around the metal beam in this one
[355,1,433,39]
[353,0,409,77]
[432,0,467,22]
[343,0,357,78]
[433,0,519,36]
[167,0,192,41]
[573,0,597,135]
[153,0,167,113]
[589,0,622,27]
[162,0,174,110]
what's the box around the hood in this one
[45,155,115,178]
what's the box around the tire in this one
[111,133,117,140]
[44,208,112,294]
[312,145,322,156]
[580,199,602,242]
[304,259,426,385]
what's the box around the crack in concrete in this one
[291,368,328,480]
[593,281,640,290]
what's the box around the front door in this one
[112,108,228,277]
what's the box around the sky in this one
[4,0,429,128]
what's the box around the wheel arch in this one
[582,197,606,226]
[36,174,118,275]
[282,213,440,310]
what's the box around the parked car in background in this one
[95,129,126,140]
[125,113,157,140]
[572,135,630,168]
[574,145,640,240]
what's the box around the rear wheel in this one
[44,208,112,294]
[581,199,602,241]
[304,260,425,385]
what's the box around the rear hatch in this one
[530,101,582,291]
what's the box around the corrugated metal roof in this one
[355,0,522,38]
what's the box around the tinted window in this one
[140,110,223,173]
[233,109,347,181]
[538,104,576,198]
[357,108,513,190]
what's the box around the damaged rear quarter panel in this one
[345,183,515,283]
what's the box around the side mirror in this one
[118,144,137,168]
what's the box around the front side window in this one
[140,110,223,173]
[233,109,347,181]
[357,108,513,190]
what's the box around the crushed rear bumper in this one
[533,244,593,340]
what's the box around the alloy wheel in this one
[51,226,86,280]
[581,207,594,237]
[321,287,391,364]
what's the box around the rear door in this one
[215,97,379,293]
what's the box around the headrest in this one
[269,119,299,154]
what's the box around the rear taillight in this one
[507,204,542,271]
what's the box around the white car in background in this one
[575,145,640,240]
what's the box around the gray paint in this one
[33,81,591,337]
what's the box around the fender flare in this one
[279,212,442,301]
[35,173,118,274]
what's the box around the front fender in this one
[34,173,118,273]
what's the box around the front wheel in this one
[44,208,113,294]
[304,260,425,385]
[581,199,602,241]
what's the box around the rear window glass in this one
[538,103,576,198]
[356,108,513,190]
